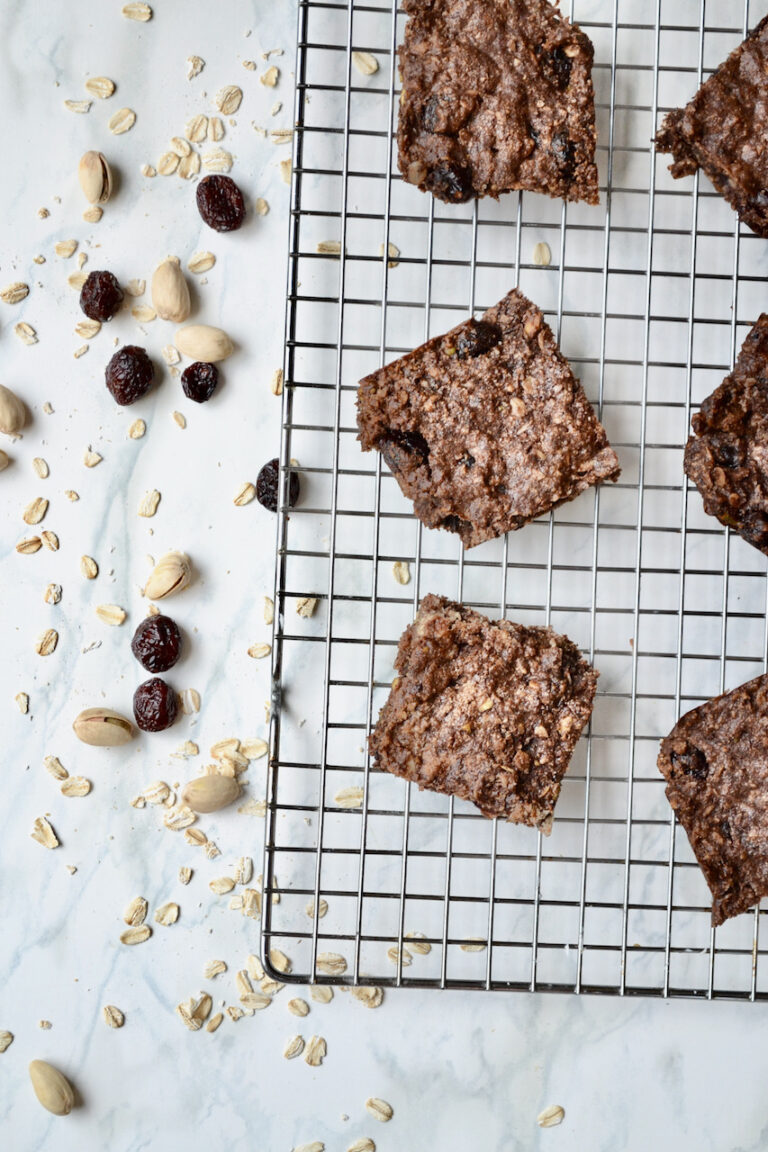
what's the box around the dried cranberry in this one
[133,677,178,733]
[670,744,709,780]
[551,132,576,180]
[536,44,573,91]
[105,345,155,406]
[181,361,219,403]
[196,174,246,232]
[256,457,300,513]
[425,162,474,204]
[456,319,502,359]
[80,270,124,322]
[131,615,182,674]
[379,429,430,475]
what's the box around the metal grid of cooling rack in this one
[262,0,768,999]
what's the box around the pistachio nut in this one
[29,1060,75,1116]
[175,324,233,363]
[78,150,113,205]
[152,257,191,323]
[73,707,133,746]
[181,774,240,814]
[0,384,26,436]
[0,449,9,471]
[144,550,192,600]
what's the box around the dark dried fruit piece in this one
[131,615,182,674]
[181,361,219,403]
[196,174,246,232]
[105,345,155,406]
[536,44,572,92]
[425,161,473,204]
[256,457,300,513]
[80,270,124,322]
[455,319,502,360]
[379,429,430,475]
[133,677,178,733]
[670,744,709,780]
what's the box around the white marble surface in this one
[2,1,768,1149]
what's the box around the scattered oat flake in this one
[1,282,29,305]
[387,945,412,967]
[124,896,148,926]
[121,924,151,945]
[280,158,292,183]
[103,1005,124,1028]
[162,346,181,367]
[210,876,235,895]
[334,786,364,809]
[68,272,87,291]
[316,240,341,255]
[206,1012,223,1033]
[270,368,283,398]
[173,740,199,759]
[44,583,62,605]
[247,642,271,659]
[461,937,487,952]
[83,448,103,468]
[204,959,227,979]
[284,1035,306,1060]
[180,688,201,715]
[35,629,58,657]
[351,986,383,1008]
[81,555,99,579]
[15,321,38,345]
[75,318,101,339]
[187,55,205,79]
[405,932,431,955]
[215,85,243,114]
[39,1021,52,1030]
[125,278,146,297]
[202,148,233,173]
[260,65,279,87]
[238,798,267,817]
[352,51,379,76]
[15,692,29,714]
[172,410,186,429]
[55,239,78,258]
[309,985,333,1004]
[31,816,59,848]
[65,98,92,113]
[176,1001,202,1031]
[271,101,282,116]
[533,241,552,267]
[186,114,208,143]
[294,1144,323,1152]
[128,419,146,439]
[170,135,192,158]
[255,197,269,216]
[132,305,156,322]
[158,151,180,176]
[271,128,292,145]
[379,241,400,268]
[95,604,127,627]
[42,401,53,413]
[365,1099,393,1124]
[178,151,201,180]
[138,489,161,517]
[83,206,103,223]
[23,497,48,526]
[141,163,156,177]
[188,251,215,274]
[109,107,136,134]
[17,537,42,555]
[179,866,193,885]
[44,755,67,781]
[61,776,91,797]
[208,116,224,142]
[306,898,328,919]
[241,991,272,1011]
[303,1036,327,1068]
[164,805,197,831]
[73,344,89,359]
[270,949,292,974]
[123,1,152,17]
[65,490,79,501]
[347,1141,376,1152]
[288,997,310,1017]
[316,952,347,976]
[241,737,268,760]
[0,1032,13,1054]
[537,1105,565,1129]
[154,901,179,925]
[234,481,256,507]
[296,597,318,620]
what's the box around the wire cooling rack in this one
[262,0,768,999]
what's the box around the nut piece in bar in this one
[684,314,768,556]
[655,16,768,237]
[658,673,768,926]
[397,0,599,205]
[357,287,620,549]
[370,594,598,832]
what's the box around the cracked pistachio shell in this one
[73,707,133,746]
[29,1060,75,1116]
[0,384,26,436]
[78,150,113,204]
[144,550,192,600]
[181,774,240,814]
